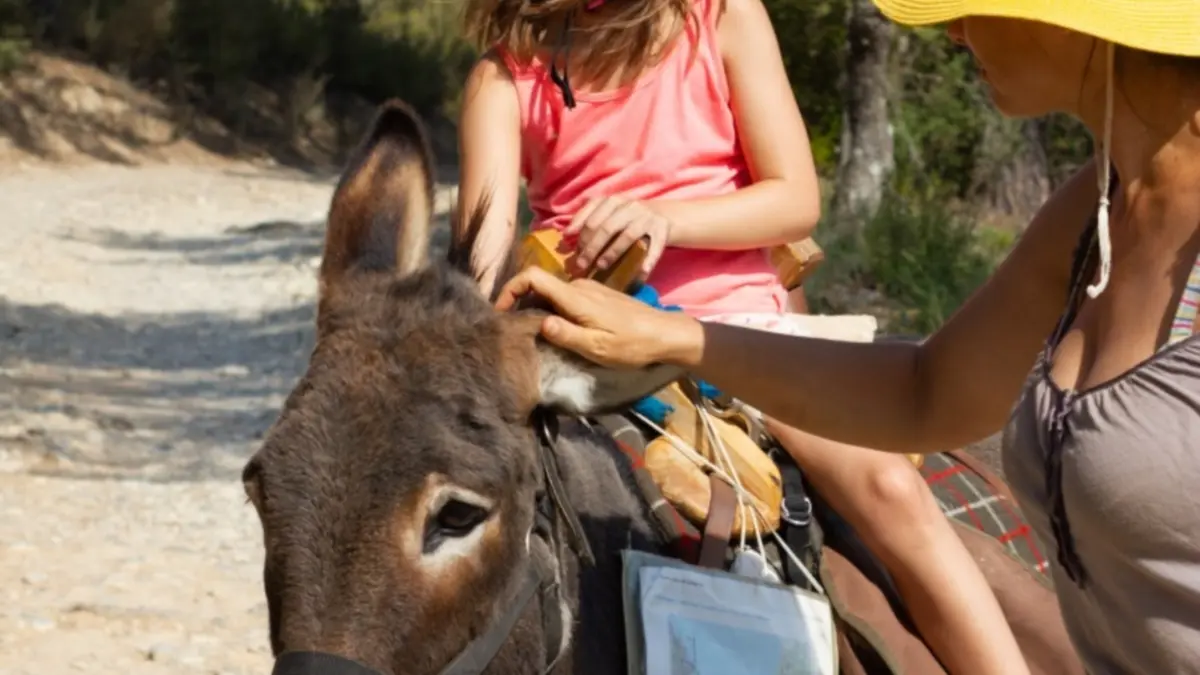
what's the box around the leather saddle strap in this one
[697,474,737,569]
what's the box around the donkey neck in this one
[539,418,665,673]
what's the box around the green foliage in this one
[1040,113,1093,184]
[327,0,476,116]
[890,28,985,197]
[0,38,26,74]
[810,185,1012,334]
[761,0,846,174]
[862,195,1005,333]
[517,183,534,233]
[11,0,477,118]
[0,0,30,73]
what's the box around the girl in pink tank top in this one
[457,0,1029,671]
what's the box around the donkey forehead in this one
[256,306,541,495]
[316,270,533,409]
[251,393,540,534]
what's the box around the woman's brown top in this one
[1002,216,1200,674]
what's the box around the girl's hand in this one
[564,196,671,277]
[494,267,703,368]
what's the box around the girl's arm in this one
[650,0,821,250]
[457,51,523,298]
[497,159,1100,454]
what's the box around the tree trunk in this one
[832,0,895,234]
[974,116,1051,226]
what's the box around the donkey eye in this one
[434,500,489,537]
[421,489,495,555]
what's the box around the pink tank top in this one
[496,0,788,317]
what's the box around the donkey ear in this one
[320,99,435,286]
[500,312,685,416]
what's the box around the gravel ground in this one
[0,161,454,674]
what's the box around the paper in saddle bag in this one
[621,549,837,675]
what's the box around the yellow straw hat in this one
[870,0,1200,57]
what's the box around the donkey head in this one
[243,99,681,675]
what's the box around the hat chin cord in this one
[1086,41,1116,299]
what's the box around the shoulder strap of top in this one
[1046,170,1118,351]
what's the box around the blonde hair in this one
[464,0,700,90]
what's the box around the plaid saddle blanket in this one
[917,450,1050,582]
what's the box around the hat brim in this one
[870,0,1200,57]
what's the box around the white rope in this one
[696,405,762,551]
[1086,41,1116,299]
[629,408,826,595]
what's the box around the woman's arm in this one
[649,0,821,250]
[681,160,1099,451]
[457,51,523,298]
[498,160,1100,453]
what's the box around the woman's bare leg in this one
[766,418,1030,675]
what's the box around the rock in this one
[20,614,56,631]
[21,572,47,586]
[145,643,179,662]
[215,365,250,378]
[96,415,135,432]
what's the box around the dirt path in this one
[0,160,455,674]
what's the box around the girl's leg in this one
[766,419,1030,675]
[785,285,810,314]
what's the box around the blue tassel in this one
[628,282,725,406]
[696,380,724,400]
[631,396,673,426]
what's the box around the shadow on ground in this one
[59,213,451,269]
[0,298,317,482]
[62,219,328,267]
[1,208,455,482]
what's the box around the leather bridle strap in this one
[273,651,383,675]
[437,414,585,675]
[535,413,596,566]
[437,565,546,675]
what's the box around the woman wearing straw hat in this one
[494,1,1200,672]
